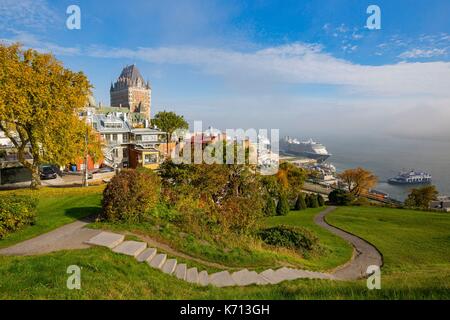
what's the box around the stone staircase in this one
[85,231,334,287]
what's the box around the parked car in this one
[98,166,114,173]
[40,166,58,180]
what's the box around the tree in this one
[276,192,290,216]
[294,193,307,210]
[151,111,189,155]
[264,196,277,216]
[308,194,319,208]
[276,162,307,201]
[317,193,325,207]
[405,185,439,209]
[0,44,100,188]
[338,167,378,196]
[328,189,354,206]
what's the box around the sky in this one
[1,0,450,141]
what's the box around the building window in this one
[123,134,128,143]
[144,153,158,164]
[122,148,128,158]
[113,134,118,142]
[105,134,111,141]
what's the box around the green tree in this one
[294,193,307,210]
[276,192,290,216]
[317,193,325,207]
[328,189,354,206]
[151,111,189,155]
[309,194,319,208]
[0,44,100,188]
[405,185,439,209]
[264,196,277,216]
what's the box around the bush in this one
[276,193,290,216]
[305,193,319,208]
[294,193,307,210]
[102,168,160,222]
[328,189,354,206]
[317,194,325,206]
[258,225,320,254]
[264,196,277,216]
[0,194,38,239]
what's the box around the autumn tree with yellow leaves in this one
[0,44,102,188]
[338,167,378,197]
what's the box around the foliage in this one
[102,169,160,222]
[306,193,319,208]
[258,225,320,254]
[404,185,439,209]
[264,196,277,216]
[294,193,307,210]
[0,43,101,188]
[338,167,378,196]
[276,162,307,200]
[328,189,355,206]
[0,194,38,239]
[151,111,189,154]
[317,193,325,206]
[276,192,290,216]
[159,161,264,235]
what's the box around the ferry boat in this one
[280,136,331,163]
[388,170,432,185]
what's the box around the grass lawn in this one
[1,187,449,299]
[89,207,348,272]
[0,186,103,249]
[327,206,450,298]
[264,207,353,271]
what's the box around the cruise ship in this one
[280,136,331,163]
[388,170,432,185]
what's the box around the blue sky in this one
[1,0,450,140]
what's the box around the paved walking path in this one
[315,206,383,280]
[0,217,101,256]
[0,207,383,287]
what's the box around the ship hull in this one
[283,150,330,163]
[387,179,431,185]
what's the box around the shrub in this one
[294,193,307,210]
[102,168,160,222]
[317,193,325,206]
[0,194,38,239]
[264,196,277,216]
[258,225,320,254]
[276,193,290,216]
[309,194,319,208]
[328,189,354,206]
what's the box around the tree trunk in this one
[30,164,41,189]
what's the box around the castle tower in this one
[110,64,151,119]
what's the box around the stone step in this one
[85,232,124,249]
[112,241,147,257]
[174,264,187,281]
[198,271,209,286]
[259,269,286,284]
[186,267,199,284]
[161,259,177,275]
[148,253,167,269]
[231,269,262,286]
[136,248,157,263]
[209,271,236,287]
[274,267,303,281]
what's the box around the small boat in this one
[388,170,432,185]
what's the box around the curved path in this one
[0,207,383,285]
[316,206,383,280]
